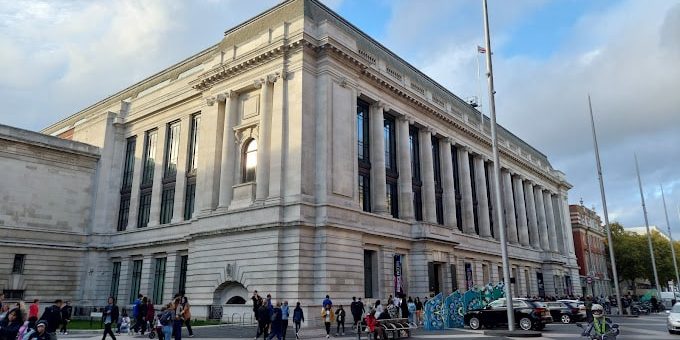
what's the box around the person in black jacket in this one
[255,303,271,339]
[102,297,120,340]
[59,301,72,335]
[38,300,62,337]
[0,307,23,340]
[28,320,50,340]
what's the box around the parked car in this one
[465,298,553,331]
[544,301,585,324]
[667,302,680,334]
[558,299,587,314]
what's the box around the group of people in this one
[0,295,73,340]
[251,291,305,340]
[101,292,193,340]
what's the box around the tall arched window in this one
[242,139,257,183]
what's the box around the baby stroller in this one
[147,315,164,340]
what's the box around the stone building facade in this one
[3,0,580,318]
[570,203,612,297]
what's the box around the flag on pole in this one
[477,45,486,54]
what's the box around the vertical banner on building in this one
[536,272,545,298]
[394,255,403,295]
[464,262,473,290]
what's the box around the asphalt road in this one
[61,313,678,339]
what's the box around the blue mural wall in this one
[425,282,506,329]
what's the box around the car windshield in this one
[672,305,680,313]
[530,301,546,308]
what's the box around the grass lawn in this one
[67,319,222,330]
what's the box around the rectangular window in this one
[152,257,167,304]
[469,154,479,234]
[2,290,24,300]
[450,264,458,292]
[482,263,489,284]
[159,187,175,224]
[409,127,423,221]
[451,146,463,231]
[184,179,196,220]
[384,115,399,218]
[363,250,377,298]
[187,114,200,174]
[137,190,152,228]
[357,99,371,213]
[428,262,442,295]
[110,262,121,300]
[432,136,443,225]
[164,122,181,179]
[485,162,494,238]
[117,195,131,231]
[142,130,158,186]
[12,254,25,274]
[178,255,188,294]
[129,259,143,304]
[386,181,399,218]
[465,262,474,290]
[121,137,136,189]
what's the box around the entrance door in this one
[428,262,442,295]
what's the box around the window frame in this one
[357,99,371,213]
[110,262,121,300]
[384,114,399,218]
[152,257,167,304]
[242,138,257,183]
[129,259,143,304]
[12,254,25,274]
[409,126,423,221]
[451,145,463,231]
[432,135,444,224]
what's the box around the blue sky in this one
[1,0,679,237]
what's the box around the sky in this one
[1,0,679,236]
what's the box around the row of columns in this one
[364,101,572,255]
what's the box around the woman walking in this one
[102,297,119,340]
[181,296,193,337]
[321,304,334,339]
[292,302,304,339]
[414,297,423,325]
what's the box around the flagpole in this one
[661,185,680,292]
[587,95,622,314]
[635,154,661,295]
[476,48,484,130]
[482,0,515,331]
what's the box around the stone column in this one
[171,116,191,223]
[139,255,154,297]
[117,257,131,305]
[197,95,225,214]
[551,194,567,255]
[148,125,167,227]
[127,137,145,229]
[163,252,178,302]
[544,191,559,252]
[502,169,518,244]
[473,155,491,237]
[486,161,500,240]
[559,192,577,255]
[256,76,275,202]
[218,91,238,209]
[513,175,530,247]
[440,139,457,227]
[535,186,550,251]
[524,181,541,249]
[458,146,475,234]
[419,128,436,223]
[396,116,414,220]
[370,102,388,215]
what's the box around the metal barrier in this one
[208,305,223,320]
[242,311,254,325]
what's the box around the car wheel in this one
[519,317,533,331]
[669,330,675,334]
[561,315,571,324]
[469,317,482,330]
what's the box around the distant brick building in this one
[570,203,612,297]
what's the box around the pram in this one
[147,315,164,340]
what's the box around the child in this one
[335,305,346,336]
[119,310,131,335]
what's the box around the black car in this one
[465,298,553,331]
[544,301,586,324]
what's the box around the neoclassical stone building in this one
[6,0,580,318]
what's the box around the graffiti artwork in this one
[423,293,445,330]
[424,282,506,329]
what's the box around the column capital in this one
[371,100,386,111]
[205,96,217,106]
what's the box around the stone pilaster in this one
[147,125,167,227]
[551,194,567,255]
[440,139,457,227]
[419,128,436,223]
[544,191,559,252]
[139,255,154,298]
[513,175,530,246]
[117,257,131,305]
[535,186,550,251]
[163,252,178,302]
[127,137,145,229]
[255,76,275,202]
[524,181,541,249]
[196,95,225,214]
[171,116,190,223]
[473,155,491,238]
[396,116,414,220]
[502,170,518,244]
[370,101,388,215]
[458,146,475,234]
[218,91,238,209]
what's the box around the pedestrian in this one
[173,297,184,340]
[132,294,143,334]
[651,295,658,313]
[386,300,399,319]
[267,302,283,340]
[17,316,35,340]
[102,297,119,340]
[350,297,362,330]
[400,295,409,319]
[27,320,50,340]
[0,308,23,340]
[364,308,383,340]
[255,300,271,339]
[373,300,383,317]
[28,300,39,323]
[252,291,261,321]
[321,304,334,339]
[39,299,62,338]
[181,296,194,337]
[414,297,423,325]
[146,299,156,335]
[59,300,72,335]
[159,304,174,340]
[280,301,289,340]
[407,297,416,324]
[335,305,346,336]
[322,295,333,309]
[292,302,304,339]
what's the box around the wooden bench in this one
[356,318,418,340]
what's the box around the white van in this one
[660,292,680,309]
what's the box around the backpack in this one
[159,311,172,326]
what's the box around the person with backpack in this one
[267,302,283,340]
[335,305,346,336]
[321,304,334,339]
[255,301,270,339]
[159,304,175,340]
[292,302,304,340]
[102,297,119,340]
[38,299,62,338]
[280,301,289,340]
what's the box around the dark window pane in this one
[451,146,462,231]
[485,162,494,238]
[469,154,479,234]
[117,194,131,231]
[409,127,420,181]
[110,262,121,300]
[413,189,423,221]
[130,260,143,304]
[364,250,374,298]
[184,179,196,220]
[387,181,399,218]
[187,114,200,173]
[160,186,175,224]
[178,255,188,294]
[121,137,136,189]
[357,100,370,162]
[142,130,157,186]
[152,258,167,304]
[164,122,181,179]
[138,190,152,228]
[12,254,25,274]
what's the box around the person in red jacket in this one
[28,300,39,323]
[145,299,155,333]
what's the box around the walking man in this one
[102,297,119,340]
[39,299,62,339]
[60,301,72,335]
